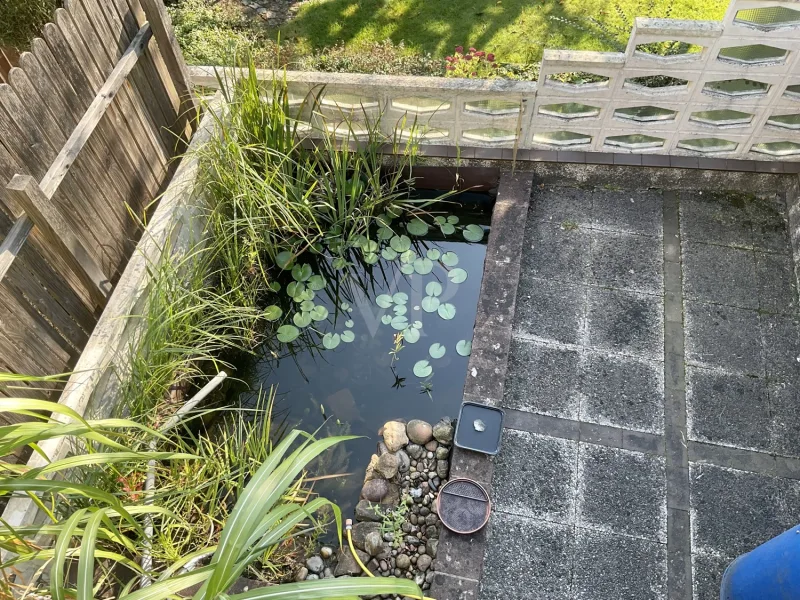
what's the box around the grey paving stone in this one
[692,550,731,600]
[689,463,800,558]
[430,572,480,600]
[480,512,572,600]
[504,338,581,419]
[579,351,664,434]
[586,287,663,359]
[680,191,753,248]
[684,301,764,375]
[592,189,663,237]
[686,366,771,452]
[577,443,667,542]
[514,278,586,345]
[755,251,798,315]
[589,230,663,294]
[681,242,758,309]
[760,313,800,385]
[491,429,577,523]
[572,528,668,600]
[529,185,592,225]
[768,384,800,458]
[749,194,791,254]
[520,220,591,284]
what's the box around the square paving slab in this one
[463,177,800,600]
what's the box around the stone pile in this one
[295,417,455,598]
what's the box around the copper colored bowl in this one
[435,478,492,534]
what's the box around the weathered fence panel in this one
[0,0,195,409]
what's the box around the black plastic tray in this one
[454,401,505,455]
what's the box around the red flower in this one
[455,46,463,53]
[472,71,478,76]
[475,50,485,57]
[492,63,498,68]
[487,53,495,61]
[464,54,472,60]
[446,65,455,70]
[469,47,476,53]
[446,56,453,62]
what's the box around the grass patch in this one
[0,0,58,50]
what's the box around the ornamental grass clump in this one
[444,46,499,78]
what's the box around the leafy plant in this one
[445,46,498,78]
[0,0,58,50]
[375,496,410,548]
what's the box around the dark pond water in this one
[226,194,492,519]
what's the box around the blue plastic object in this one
[720,524,800,600]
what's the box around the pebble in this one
[306,556,324,574]
[425,570,436,583]
[365,531,384,557]
[294,567,308,582]
[425,513,439,526]
[433,418,454,443]
[435,446,449,460]
[320,546,333,559]
[420,506,430,516]
[418,544,427,555]
[428,539,439,559]
[417,555,432,571]
[396,554,411,570]
[414,574,425,586]
[323,567,334,579]
[407,420,433,445]
[377,453,400,479]
[410,514,418,525]
[361,478,389,502]
[424,440,438,452]
[406,443,424,460]
[396,449,410,473]
[436,459,449,479]
[306,574,319,580]
[426,451,434,459]
[380,560,389,571]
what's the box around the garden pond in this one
[224,192,492,518]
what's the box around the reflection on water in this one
[228,199,491,518]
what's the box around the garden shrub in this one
[0,0,58,50]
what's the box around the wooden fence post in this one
[6,176,110,308]
[139,0,199,132]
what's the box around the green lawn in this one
[276,0,726,63]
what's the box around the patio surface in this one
[447,172,800,600]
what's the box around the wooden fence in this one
[0,0,196,412]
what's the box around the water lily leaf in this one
[291,263,312,282]
[400,250,416,264]
[427,248,441,261]
[293,312,312,328]
[381,315,393,325]
[440,223,455,235]
[437,303,456,320]
[341,302,351,310]
[363,239,379,253]
[407,218,429,236]
[322,333,341,349]
[404,327,420,343]
[376,213,393,227]
[414,257,434,275]
[310,306,329,321]
[421,296,440,313]
[376,294,394,308]
[394,305,408,316]
[345,320,354,328]
[441,251,459,267]
[352,235,367,249]
[341,330,355,343]
[332,257,348,270]
[390,235,412,253]
[310,242,324,254]
[387,205,403,218]
[413,360,433,378]
[429,343,446,359]
[264,305,282,322]
[391,315,408,330]
[269,281,281,293]
[381,247,398,261]
[434,216,446,225]
[276,251,294,270]
[287,281,304,299]
[447,215,460,225]
[412,320,422,329]
[277,325,300,343]
[400,263,415,275]
[363,252,379,265]
[456,339,472,356]
[377,226,394,241]
[307,275,326,291]
[426,281,443,297]
[393,292,409,305]
[448,268,468,284]
[300,300,315,312]
[299,288,315,302]
[463,224,485,242]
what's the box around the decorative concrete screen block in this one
[677,137,739,153]
[533,130,592,146]
[462,127,517,144]
[546,72,610,89]
[391,96,451,114]
[614,106,677,122]
[464,99,521,116]
[624,76,689,94]
[690,109,754,127]
[398,126,449,141]
[703,78,770,97]
[785,85,800,99]
[734,6,800,31]
[634,41,703,62]
[717,44,788,65]
[751,141,800,156]
[325,121,370,138]
[321,93,380,110]
[767,114,800,130]
[605,134,666,150]
[538,102,601,120]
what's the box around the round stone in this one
[396,449,410,473]
[396,554,411,570]
[320,546,333,559]
[407,420,433,445]
[294,566,308,581]
[361,478,389,502]
[417,555,433,571]
[306,556,324,573]
[435,446,450,460]
[424,440,438,452]
[432,418,454,444]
